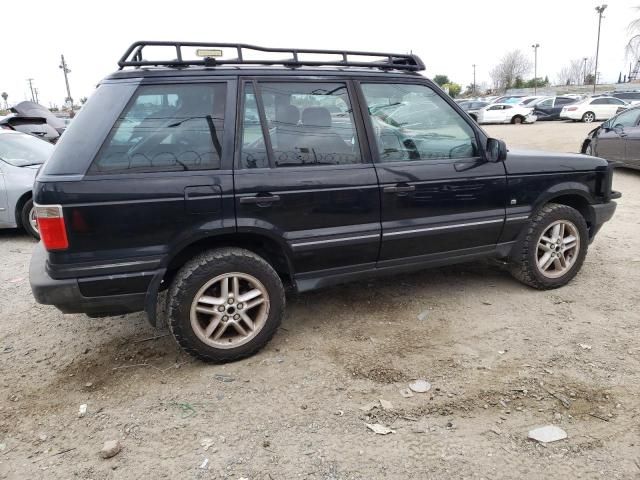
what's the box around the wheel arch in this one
[535,187,594,229]
[161,232,295,291]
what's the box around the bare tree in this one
[489,50,532,92]
[1,92,7,109]
[555,57,595,85]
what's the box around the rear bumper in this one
[29,242,154,316]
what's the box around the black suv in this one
[30,42,619,362]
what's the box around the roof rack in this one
[118,41,425,72]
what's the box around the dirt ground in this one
[1,121,639,479]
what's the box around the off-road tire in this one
[168,248,285,362]
[20,198,39,239]
[510,203,589,289]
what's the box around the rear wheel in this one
[582,111,596,123]
[584,142,593,155]
[510,203,588,289]
[511,115,524,125]
[167,248,285,362]
[21,198,39,239]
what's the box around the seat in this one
[299,107,352,163]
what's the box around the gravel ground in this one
[1,121,639,479]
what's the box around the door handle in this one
[240,194,281,205]
[384,185,415,194]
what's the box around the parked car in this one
[458,101,488,121]
[0,101,66,143]
[532,96,578,121]
[581,105,640,168]
[490,95,526,104]
[610,91,640,105]
[0,130,54,238]
[560,96,628,123]
[29,41,619,363]
[475,103,537,124]
[519,96,545,106]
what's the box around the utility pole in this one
[34,88,39,104]
[59,54,73,108]
[531,44,540,94]
[472,64,477,96]
[27,78,35,102]
[594,4,607,93]
[583,57,588,85]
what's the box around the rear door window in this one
[239,81,362,168]
[90,83,227,173]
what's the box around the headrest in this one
[302,107,331,128]
[275,105,300,125]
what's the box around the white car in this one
[560,96,628,123]
[475,103,537,125]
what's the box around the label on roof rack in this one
[196,49,223,57]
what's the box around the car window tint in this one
[361,83,478,162]
[555,98,573,105]
[591,98,608,105]
[537,99,553,108]
[91,83,226,173]
[612,109,640,128]
[239,82,361,168]
[610,98,626,105]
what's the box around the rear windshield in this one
[0,133,53,167]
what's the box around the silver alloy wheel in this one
[536,220,580,279]
[29,206,38,233]
[190,272,270,349]
[583,112,595,123]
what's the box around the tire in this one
[470,114,478,122]
[509,203,589,290]
[582,111,596,123]
[167,247,285,363]
[20,198,39,239]
[584,142,593,155]
[511,115,524,125]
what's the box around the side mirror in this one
[486,138,507,162]
[613,124,624,135]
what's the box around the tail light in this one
[567,107,578,111]
[34,204,69,251]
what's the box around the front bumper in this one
[588,199,618,239]
[29,242,153,317]
[524,114,537,124]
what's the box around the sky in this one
[2,0,639,107]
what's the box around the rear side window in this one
[239,81,362,168]
[361,83,478,162]
[90,83,226,173]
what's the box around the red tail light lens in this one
[35,205,69,251]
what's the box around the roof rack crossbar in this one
[117,41,425,72]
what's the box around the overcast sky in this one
[2,0,639,107]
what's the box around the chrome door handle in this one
[240,195,281,205]
[383,185,415,193]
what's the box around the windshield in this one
[0,133,54,167]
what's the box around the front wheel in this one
[510,203,589,289]
[167,248,285,362]
[511,115,524,125]
[21,198,39,239]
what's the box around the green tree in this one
[433,74,450,86]
[513,76,525,88]
[443,82,461,98]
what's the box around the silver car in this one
[0,130,54,238]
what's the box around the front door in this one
[0,163,8,226]
[356,81,507,267]
[234,79,380,278]
[597,108,640,163]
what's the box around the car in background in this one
[475,103,536,124]
[458,100,488,121]
[560,96,628,123]
[0,130,54,238]
[519,96,545,106]
[532,96,578,121]
[0,101,66,143]
[490,95,526,104]
[610,91,640,105]
[581,105,640,168]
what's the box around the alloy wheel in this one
[536,220,580,279]
[190,272,270,349]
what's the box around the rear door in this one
[234,78,380,278]
[357,81,507,266]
